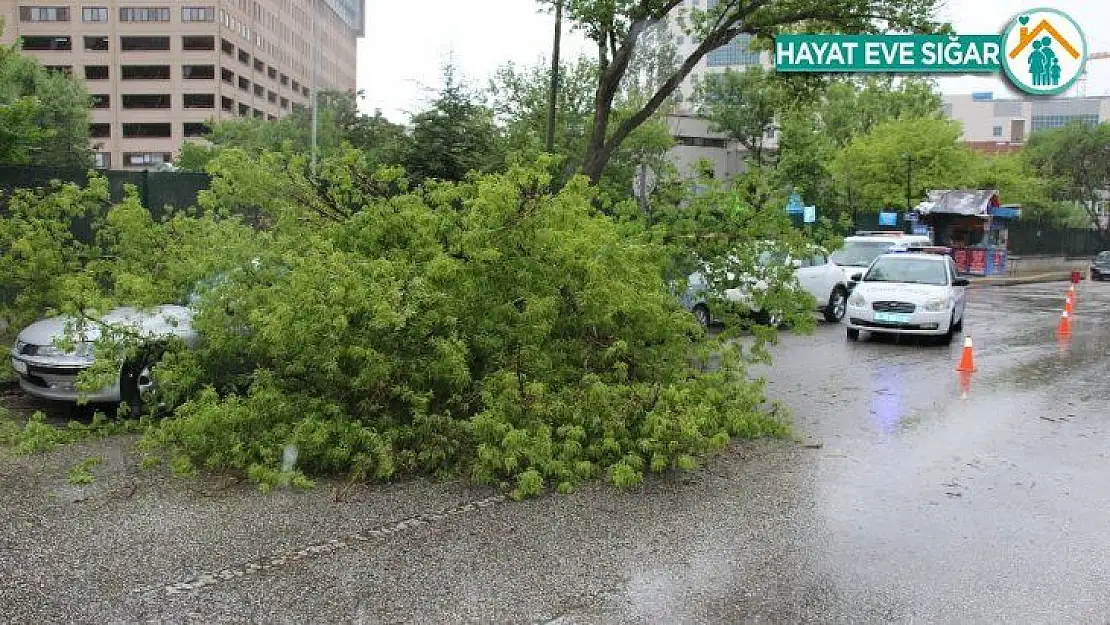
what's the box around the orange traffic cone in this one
[958,370,973,400]
[1057,309,1072,338]
[956,335,977,373]
[1065,293,1075,315]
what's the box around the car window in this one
[863,257,949,286]
[1098,251,1110,261]
[811,255,826,266]
[830,241,897,266]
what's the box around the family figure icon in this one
[1029,37,1062,86]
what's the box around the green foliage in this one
[406,63,504,183]
[67,456,101,485]
[831,116,976,212]
[1025,121,1110,234]
[969,152,1075,225]
[176,89,411,174]
[0,30,92,167]
[695,66,784,168]
[0,411,144,455]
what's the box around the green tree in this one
[175,89,410,172]
[694,66,784,168]
[831,116,976,212]
[542,0,944,182]
[0,30,91,167]
[1024,121,1110,238]
[969,152,1073,225]
[405,63,504,183]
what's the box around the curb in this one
[968,272,1077,287]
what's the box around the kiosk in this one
[914,190,1021,276]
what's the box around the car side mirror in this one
[953,278,970,287]
[850,273,863,282]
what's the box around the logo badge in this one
[1000,8,1088,96]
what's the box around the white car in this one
[831,232,933,287]
[681,245,849,326]
[844,249,970,344]
[10,305,198,413]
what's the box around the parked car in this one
[679,244,849,327]
[831,231,933,287]
[844,247,970,344]
[7,264,256,415]
[10,305,197,415]
[1091,251,1110,281]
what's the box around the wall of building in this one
[943,92,1110,144]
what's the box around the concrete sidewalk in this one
[968,271,1077,287]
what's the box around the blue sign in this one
[913,225,930,236]
[803,205,816,223]
[786,192,804,214]
[878,212,898,227]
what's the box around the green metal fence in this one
[0,166,210,213]
[1007,222,1107,257]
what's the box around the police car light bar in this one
[854,231,906,236]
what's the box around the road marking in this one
[146,494,508,596]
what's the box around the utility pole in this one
[545,0,564,153]
[904,153,913,213]
[310,0,318,176]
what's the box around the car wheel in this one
[940,314,956,346]
[824,287,848,323]
[756,310,782,328]
[693,304,710,329]
[120,347,166,418]
[846,327,860,341]
[952,312,964,333]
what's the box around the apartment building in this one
[0,0,365,169]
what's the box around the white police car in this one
[844,247,970,344]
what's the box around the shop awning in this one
[914,190,1001,217]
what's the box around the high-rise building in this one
[666,0,772,113]
[0,0,365,169]
[942,92,1109,154]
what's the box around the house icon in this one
[1009,18,1081,60]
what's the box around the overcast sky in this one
[355,0,1110,122]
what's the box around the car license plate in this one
[875,312,912,324]
[11,358,28,375]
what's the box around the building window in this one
[237,103,250,116]
[675,135,727,148]
[89,123,110,138]
[121,65,171,80]
[91,94,110,108]
[124,152,172,166]
[181,6,215,21]
[238,76,250,91]
[221,68,234,84]
[238,50,250,65]
[120,36,170,51]
[183,93,215,108]
[121,94,171,109]
[20,36,71,51]
[992,125,1003,137]
[123,123,172,138]
[182,35,215,51]
[93,152,111,169]
[221,38,235,55]
[302,86,309,97]
[44,65,73,76]
[1030,114,1100,132]
[84,65,109,80]
[253,59,264,73]
[20,6,70,21]
[706,33,762,67]
[279,97,289,110]
[254,84,264,97]
[119,7,170,22]
[84,36,109,51]
[182,64,215,79]
[267,66,276,80]
[221,96,233,112]
[183,122,210,137]
[267,90,277,103]
[82,7,108,22]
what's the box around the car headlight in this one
[33,342,94,358]
[922,298,949,312]
[848,291,867,307]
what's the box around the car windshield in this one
[757,250,789,266]
[830,241,899,266]
[863,257,949,286]
[1097,252,1110,262]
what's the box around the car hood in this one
[16,305,194,347]
[854,282,950,302]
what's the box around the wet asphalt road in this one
[1,280,1109,624]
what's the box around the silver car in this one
[10,305,198,413]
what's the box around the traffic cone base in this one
[1057,309,1072,338]
[956,336,977,373]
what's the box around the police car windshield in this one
[863,256,948,286]
[830,241,899,266]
